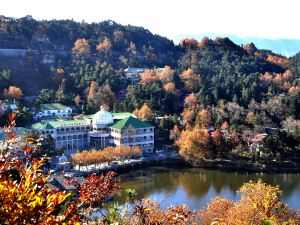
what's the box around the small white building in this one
[124,67,148,84]
[36,103,72,119]
[0,100,17,114]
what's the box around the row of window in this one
[57,126,90,133]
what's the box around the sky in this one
[1,0,300,41]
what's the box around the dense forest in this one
[0,15,300,163]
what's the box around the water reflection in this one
[111,167,300,211]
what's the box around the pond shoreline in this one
[76,156,300,177]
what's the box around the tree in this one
[221,121,229,130]
[74,94,81,106]
[180,68,201,91]
[72,38,90,56]
[133,103,154,121]
[199,180,297,225]
[213,129,225,157]
[169,124,181,141]
[96,37,112,52]
[3,86,23,100]
[184,93,198,109]
[163,82,178,95]
[176,127,212,166]
[245,111,255,125]
[157,66,174,83]
[196,109,212,129]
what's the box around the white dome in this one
[93,106,113,126]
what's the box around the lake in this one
[111,166,300,212]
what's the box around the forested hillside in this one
[0,15,300,170]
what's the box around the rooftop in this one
[40,103,71,111]
[29,119,88,130]
[110,116,154,129]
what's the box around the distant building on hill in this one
[35,103,72,119]
[29,106,154,156]
[124,67,148,84]
[0,48,27,57]
[0,99,17,114]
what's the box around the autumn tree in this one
[163,82,178,95]
[180,68,201,91]
[221,121,229,130]
[87,82,116,110]
[3,86,23,100]
[245,111,255,126]
[196,109,212,129]
[157,66,174,83]
[72,38,90,56]
[199,180,297,225]
[140,69,158,84]
[133,103,154,121]
[96,37,112,52]
[179,38,198,48]
[213,128,225,157]
[184,93,198,109]
[176,127,212,166]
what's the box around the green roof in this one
[40,103,71,111]
[29,119,88,130]
[110,116,153,129]
[111,112,134,120]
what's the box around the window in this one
[143,129,146,132]
[144,136,146,140]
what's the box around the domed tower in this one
[89,106,114,148]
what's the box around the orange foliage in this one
[140,69,158,84]
[221,121,229,130]
[87,80,97,100]
[176,127,212,166]
[199,197,234,225]
[163,82,178,95]
[3,86,23,100]
[96,37,112,52]
[184,93,198,108]
[157,66,174,82]
[199,180,297,225]
[288,86,300,94]
[72,146,142,166]
[133,103,154,121]
[181,108,196,126]
[0,115,82,223]
[198,36,210,47]
[72,38,90,55]
[196,109,212,129]
[180,38,198,48]
[267,54,289,66]
[180,68,201,90]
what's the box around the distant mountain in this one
[174,34,300,57]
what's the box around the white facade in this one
[36,103,72,119]
[32,107,155,156]
[110,127,154,153]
